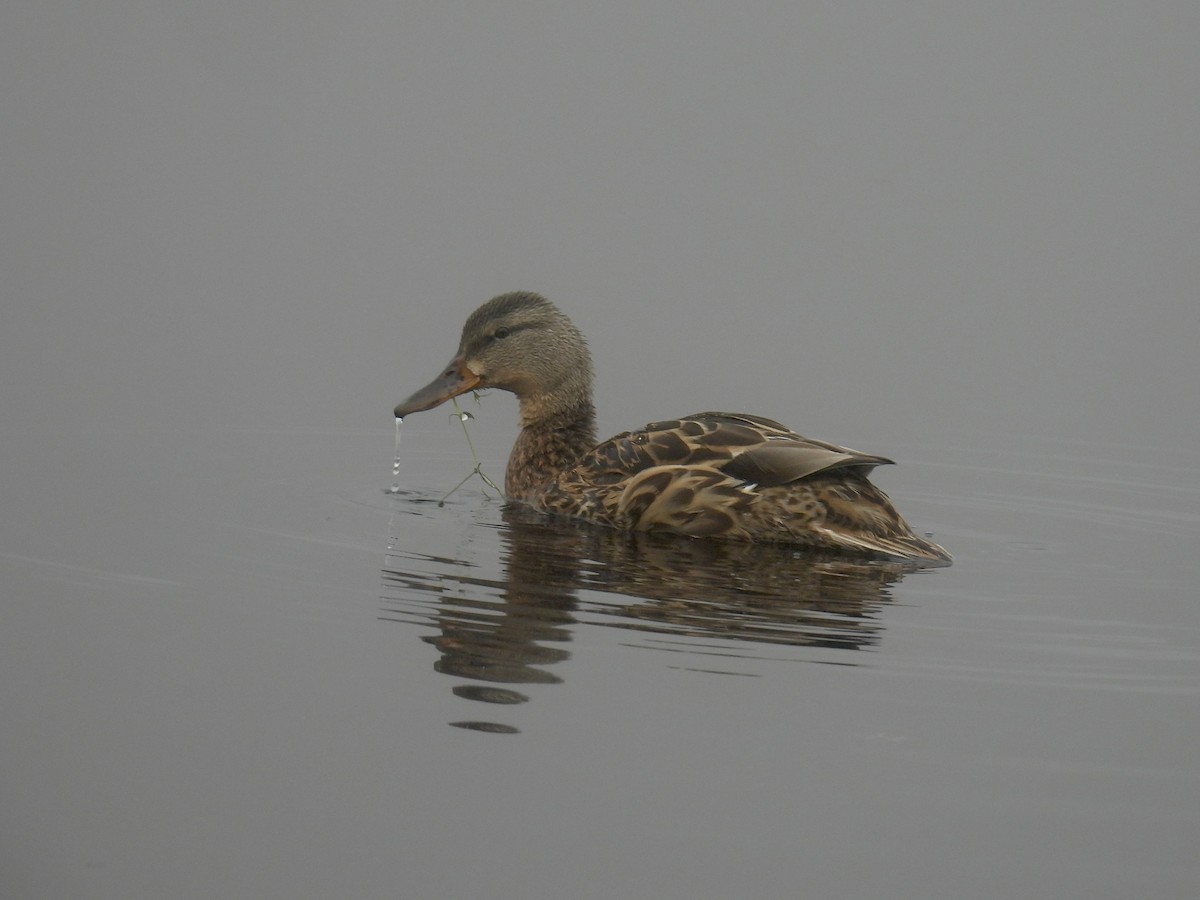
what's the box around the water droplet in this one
[391,418,403,480]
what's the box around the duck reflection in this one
[381,505,935,733]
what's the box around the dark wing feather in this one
[723,443,894,487]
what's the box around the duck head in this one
[394,292,593,423]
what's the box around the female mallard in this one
[395,292,950,562]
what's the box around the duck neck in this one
[505,398,597,502]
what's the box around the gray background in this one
[4,2,1196,445]
[3,3,1198,899]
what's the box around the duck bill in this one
[394,357,482,418]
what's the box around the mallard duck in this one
[395,292,950,562]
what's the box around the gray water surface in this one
[4,422,1196,899]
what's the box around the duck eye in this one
[493,327,511,340]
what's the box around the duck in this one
[394,291,950,562]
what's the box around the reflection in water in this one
[382,504,940,732]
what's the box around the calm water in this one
[3,422,1197,899]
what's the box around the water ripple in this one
[382,501,943,729]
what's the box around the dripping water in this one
[386,416,404,552]
[390,416,403,493]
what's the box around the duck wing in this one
[556,411,892,491]
[647,412,894,485]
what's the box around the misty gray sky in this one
[3,2,1197,451]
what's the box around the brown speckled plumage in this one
[395,292,949,563]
